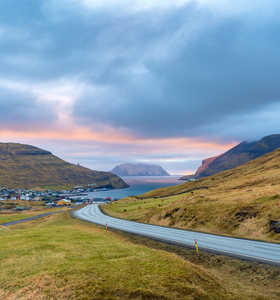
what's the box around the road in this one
[73,204,280,266]
[1,211,64,227]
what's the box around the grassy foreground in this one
[1,213,280,299]
[0,207,67,224]
[0,201,70,224]
[104,148,280,242]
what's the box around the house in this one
[57,199,71,206]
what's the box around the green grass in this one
[0,213,233,300]
[0,200,69,224]
[0,207,66,224]
[1,213,280,299]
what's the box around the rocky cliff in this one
[196,134,280,178]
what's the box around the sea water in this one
[88,176,182,200]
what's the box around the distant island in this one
[111,163,170,176]
[0,143,128,190]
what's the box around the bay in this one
[88,176,182,200]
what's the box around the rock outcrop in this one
[194,156,220,177]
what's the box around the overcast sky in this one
[0,0,280,174]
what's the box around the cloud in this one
[0,86,57,131]
[0,0,280,173]
[73,2,280,141]
[50,0,192,14]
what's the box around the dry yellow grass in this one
[104,148,280,242]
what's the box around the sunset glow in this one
[0,0,279,174]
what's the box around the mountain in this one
[0,143,128,189]
[180,156,219,180]
[111,163,170,176]
[190,134,280,179]
[194,155,220,177]
[104,147,280,242]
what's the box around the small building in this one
[57,199,71,206]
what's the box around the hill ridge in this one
[0,143,128,190]
[105,147,280,242]
[183,134,280,179]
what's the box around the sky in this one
[1,0,280,174]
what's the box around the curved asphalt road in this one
[73,204,280,266]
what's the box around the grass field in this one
[0,207,68,224]
[0,200,70,224]
[1,212,280,299]
[104,148,280,243]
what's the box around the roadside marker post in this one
[106,224,108,232]
[194,240,199,254]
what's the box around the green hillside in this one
[0,143,128,190]
[104,147,280,242]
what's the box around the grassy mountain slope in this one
[197,134,280,178]
[0,143,128,189]
[104,147,280,242]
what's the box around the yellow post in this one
[106,224,108,232]
[194,239,199,254]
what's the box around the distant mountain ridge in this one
[0,143,128,189]
[184,134,280,179]
[112,163,170,176]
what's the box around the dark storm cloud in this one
[71,2,280,141]
[1,0,280,142]
[0,87,56,130]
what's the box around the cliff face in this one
[112,163,170,176]
[0,143,128,189]
[197,134,280,178]
[194,156,220,177]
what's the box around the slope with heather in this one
[104,147,280,242]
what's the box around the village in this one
[0,185,115,212]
